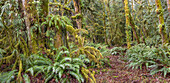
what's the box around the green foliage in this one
[110,47,126,55]
[0,70,16,83]
[0,70,31,83]
[0,48,5,58]
[41,15,72,30]
[85,43,109,56]
[26,47,92,83]
[125,44,170,77]
[1,0,169,82]
[85,43,112,67]
[82,0,125,45]
[23,74,31,83]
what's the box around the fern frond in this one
[81,67,96,83]
[0,50,14,64]
[17,59,23,82]
[84,50,97,62]
[66,24,75,34]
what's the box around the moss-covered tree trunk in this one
[129,14,140,44]
[73,0,82,29]
[39,0,49,49]
[22,0,32,51]
[155,0,168,45]
[40,0,49,16]
[124,0,131,48]
[103,1,109,45]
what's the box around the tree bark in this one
[129,13,140,44]
[124,0,131,48]
[22,0,32,51]
[73,0,82,29]
[155,0,168,45]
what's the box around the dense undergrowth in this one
[0,0,170,83]
[125,44,170,77]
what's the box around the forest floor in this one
[27,54,170,83]
[92,55,170,83]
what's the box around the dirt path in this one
[92,55,170,83]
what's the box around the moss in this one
[124,0,131,49]
[81,67,96,83]
[155,0,168,44]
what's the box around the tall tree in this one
[124,0,131,48]
[155,0,168,45]
[103,0,109,45]
[22,0,32,51]
[124,0,140,47]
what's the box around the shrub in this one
[125,43,170,77]
[26,47,96,83]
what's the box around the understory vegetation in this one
[0,0,170,83]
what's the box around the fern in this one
[110,47,126,55]
[126,43,170,77]
[81,67,96,83]
[26,47,90,83]
[0,70,17,83]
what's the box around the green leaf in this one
[23,74,30,83]
[55,67,61,74]
[75,68,79,74]
[64,63,73,69]
[72,58,83,63]
[60,57,71,63]
[52,67,56,73]
[59,70,64,78]
[164,68,167,77]
[34,60,51,65]
[73,65,80,69]
[41,22,47,26]
[0,70,16,83]
[47,66,53,73]
[55,76,59,82]
[45,73,54,83]
[54,62,60,66]
[150,69,159,75]
[26,68,34,76]
[56,51,69,61]
[59,64,65,69]
[78,73,84,82]
[46,30,50,37]
[69,71,81,83]
[34,66,46,76]
[61,78,67,83]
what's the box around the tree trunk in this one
[155,0,168,45]
[73,0,82,29]
[40,0,49,16]
[124,0,131,48]
[129,13,140,44]
[22,0,32,51]
[103,1,109,45]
